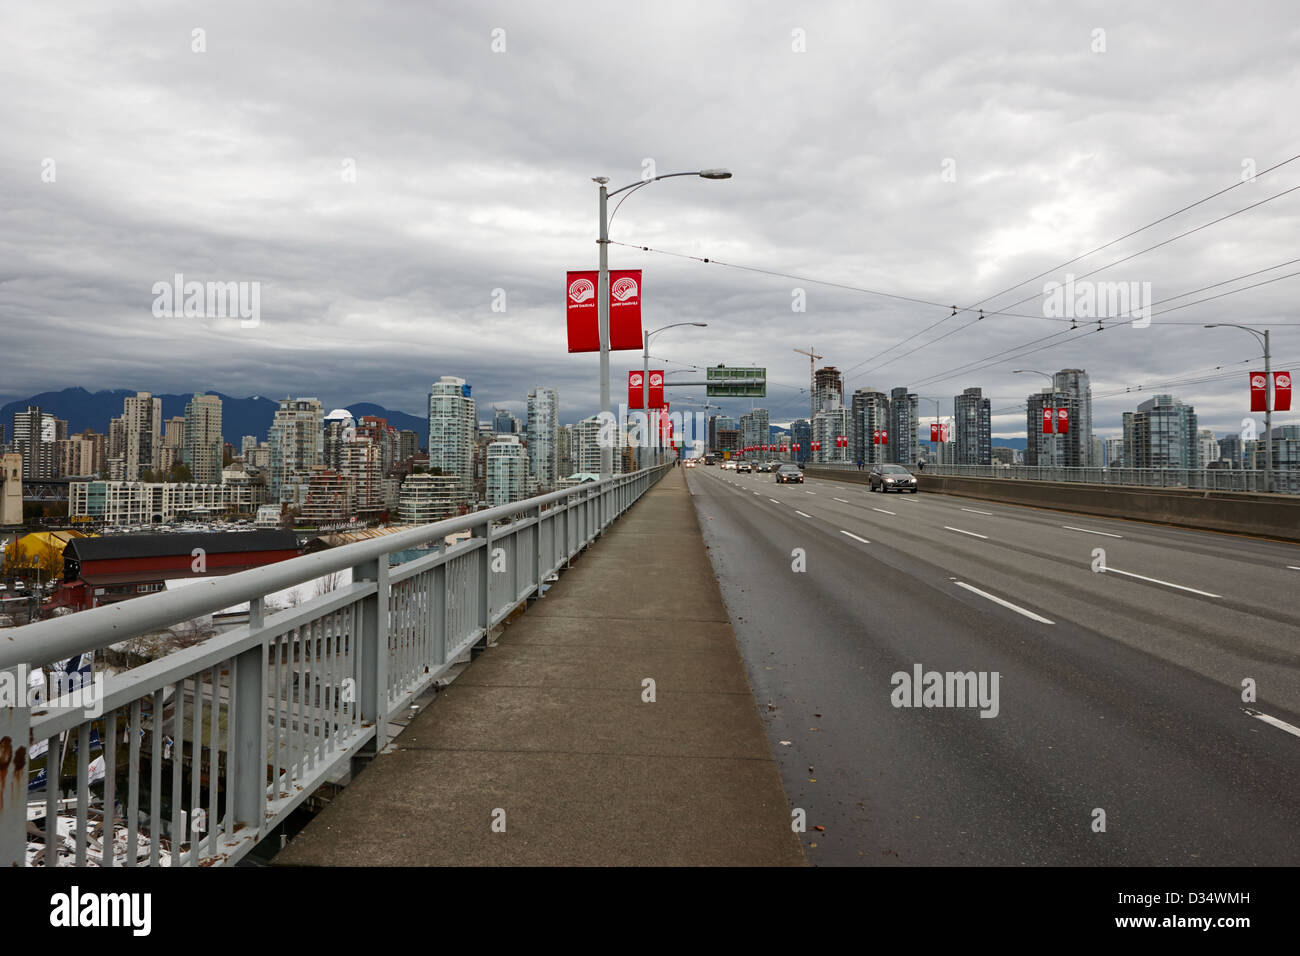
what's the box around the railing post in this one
[232,620,267,833]
[0,704,30,866]
[533,504,544,597]
[473,519,492,653]
[353,556,390,751]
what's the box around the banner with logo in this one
[566,271,599,352]
[1274,371,1292,411]
[1042,408,1054,434]
[1250,372,1267,412]
[627,369,665,409]
[566,269,644,352]
[929,423,939,442]
[1056,408,1069,434]
[608,269,642,350]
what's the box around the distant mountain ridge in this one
[1,388,427,448]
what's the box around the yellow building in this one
[4,530,91,577]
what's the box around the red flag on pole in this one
[1056,408,1070,434]
[1274,371,1292,411]
[930,423,939,442]
[1251,372,1268,412]
[608,269,642,350]
[1042,408,1054,434]
[565,271,599,352]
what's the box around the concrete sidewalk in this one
[276,467,805,866]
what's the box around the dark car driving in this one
[869,463,918,493]
[775,464,803,484]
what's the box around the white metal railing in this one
[0,465,671,866]
[811,461,1299,494]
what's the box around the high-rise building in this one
[486,434,529,506]
[163,416,186,453]
[1264,425,1300,478]
[398,472,463,523]
[323,409,354,472]
[709,416,737,453]
[888,388,919,466]
[341,437,385,514]
[813,367,844,415]
[1198,429,1220,468]
[122,391,162,480]
[398,429,419,462]
[1122,394,1197,469]
[556,425,574,478]
[183,393,223,483]
[268,397,324,502]
[1217,434,1242,469]
[1025,388,1066,467]
[791,419,811,462]
[573,417,605,474]
[428,377,476,493]
[1104,436,1125,468]
[739,408,770,456]
[812,406,851,463]
[526,387,559,488]
[58,430,105,478]
[851,388,890,465]
[1051,369,1094,466]
[953,387,991,465]
[12,406,61,479]
[493,407,521,435]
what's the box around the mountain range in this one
[1,388,427,448]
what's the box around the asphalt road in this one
[687,463,1300,866]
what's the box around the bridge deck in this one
[275,467,804,866]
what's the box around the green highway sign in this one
[705,365,766,398]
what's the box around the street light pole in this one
[643,323,708,468]
[1013,370,1057,467]
[594,169,730,479]
[1205,324,1272,493]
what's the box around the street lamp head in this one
[592,176,609,185]
[692,322,708,327]
[698,169,732,180]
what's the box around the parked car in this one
[775,464,804,484]
[869,463,919,493]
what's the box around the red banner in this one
[929,423,939,442]
[794,443,801,451]
[566,269,643,352]
[1251,372,1267,412]
[627,369,665,409]
[566,271,599,352]
[1042,408,1054,434]
[1274,371,1292,411]
[608,269,642,350]
[1056,408,1069,434]
[941,424,950,442]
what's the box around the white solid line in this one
[833,497,850,503]
[840,530,870,544]
[872,508,895,515]
[944,526,988,539]
[1099,567,1220,598]
[1063,525,1123,538]
[1244,709,1300,738]
[961,508,993,516]
[795,510,812,518]
[954,582,1055,624]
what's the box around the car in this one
[722,460,737,471]
[869,463,919,493]
[736,461,752,473]
[775,464,803,484]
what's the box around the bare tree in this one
[314,571,343,597]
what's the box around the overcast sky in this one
[3,1,1298,438]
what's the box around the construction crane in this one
[793,346,823,422]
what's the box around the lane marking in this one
[1288,566,1300,571]
[833,497,850,503]
[769,498,780,504]
[795,510,813,518]
[1244,708,1300,739]
[872,508,895,515]
[1097,567,1220,598]
[954,582,1055,624]
[961,507,994,516]
[805,491,817,495]
[839,530,870,544]
[944,526,988,540]
[753,491,760,496]
[1063,525,1123,538]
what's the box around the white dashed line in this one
[805,491,817,495]
[833,497,850,503]
[1244,708,1300,739]
[839,530,870,544]
[753,491,760,496]
[961,508,993,516]
[1097,567,1220,598]
[769,498,780,504]
[872,508,895,515]
[1063,525,1123,538]
[795,510,812,518]
[1288,566,1300,571]
[944,526,988,539]
[954,582,1054,624]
